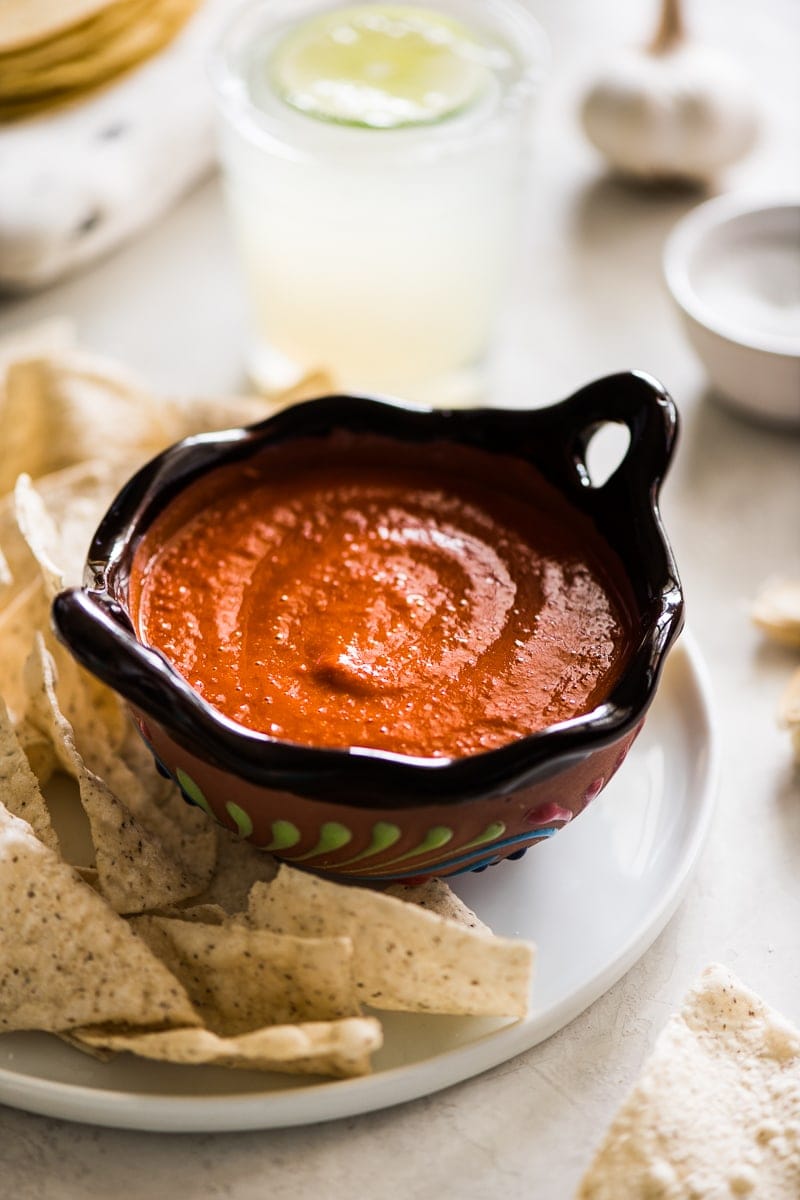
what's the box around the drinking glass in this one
[210,0,548,403]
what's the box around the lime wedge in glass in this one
[269,4,500,129]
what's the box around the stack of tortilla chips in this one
[0,0,202,122]
[0,324,535,1080]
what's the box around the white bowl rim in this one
[663,194,800,358]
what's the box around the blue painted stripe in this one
[360,827,558,881]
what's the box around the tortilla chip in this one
[0,693,58,851]
[76,1017,383,1078]
[753,579,800,648]
[129,915,360,1035]
[104,719,218,893]
[0,511,34,607]
[79,766,214,914]
[386,878,491,932]
[58,1031,115,1062]
[0,360,53,494]
[0,801,200,1032]
[24,631,128,768]
[25,638,213,912]
[577,964,800,1199]
[9,462,127,597]
[13,473,65,596]
[0,0,200,115]
[0,461,118,608]
[191,828,278,915]
[0,578,49,721]
[13,717,57,784]
[0,1,118,55]
[0,352,155,488]
[249,866,534,1017]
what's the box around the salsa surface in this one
[132,436,636,759]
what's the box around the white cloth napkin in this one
[0,0,235,291]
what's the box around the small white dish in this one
[664,195,800,426]
[0,637,716,1133]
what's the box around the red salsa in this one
[131,435,636,758]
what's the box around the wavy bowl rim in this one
[52,376,684,808]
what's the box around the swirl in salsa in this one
[132,435,636,759]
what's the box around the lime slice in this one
[269,4,498,129]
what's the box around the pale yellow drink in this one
[211,2,547,403]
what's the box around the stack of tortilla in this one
[0,0,201,122]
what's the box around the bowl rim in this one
[663,193,800,359]
[52,374,684,808]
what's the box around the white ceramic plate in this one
[0,635,716,1132]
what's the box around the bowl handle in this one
[565,371,679,504]
[52,587,190,732]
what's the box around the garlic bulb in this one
[579,0,759,183]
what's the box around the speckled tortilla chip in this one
[0,493,35,605]
[25,638,214,912]
[191,828,278,916]
[0,324,74,496]
[0,578,48,721]
[129,915,360,1035]
[0,355,170,487]
[0,693,58,851]
[13,461,125,586]
[13,474,63,597]
[249,866,535,1017]
[577,965,800,1200]
[29,640,210,867]
[26,630,129,768]
[0,801,200,1033]
[75,1017,383,1078]
[76,766,212,914]
[386,878,490,931]
[13,717,57,785]
[0,360,52,496]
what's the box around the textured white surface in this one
[0,0,798,1196]
[0,0,235,290]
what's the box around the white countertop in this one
[1,2,799,1196]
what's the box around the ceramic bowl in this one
[52,373,683,881]
[664,196,800,427]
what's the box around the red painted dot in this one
[583,777,605,804]
[523,801,573,826]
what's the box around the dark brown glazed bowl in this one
[52,373,683,881]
